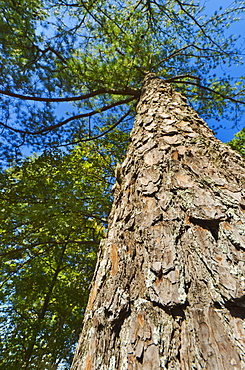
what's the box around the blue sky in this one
[202,0,245,142]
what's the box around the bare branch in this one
[0,87,140,103]
[171,79,245,105]
[55,108,133,147]
[0,97,136,135]
[174,0,232,55]
[164,74,201,82]
[151,44,219,69]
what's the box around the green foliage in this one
[0,1,245,368]
[227,128,245,157]
[0,0,244,160]
[0,133,127,369]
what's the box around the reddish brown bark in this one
[71,74,245,370]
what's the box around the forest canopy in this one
[0,0,245,369]
[0,0,245,164]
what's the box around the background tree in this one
[228,128,245,157]
[0,131,127,369]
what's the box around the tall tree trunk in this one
[71,74,245,370]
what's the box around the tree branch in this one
[164,74,201,82]
[174,0,232,55]
[55,108,133,147]
[171,79,245,105]
[0,97,136,135]
[152,44,219,69]
[0,87,140,103]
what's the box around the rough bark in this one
[71,74,245,370]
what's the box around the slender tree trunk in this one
[71,74,245,370]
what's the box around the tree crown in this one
[0,0,244,162]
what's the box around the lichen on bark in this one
[71,74,245,370]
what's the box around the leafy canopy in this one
[0,0,245,162]
[228,128,245,156]
[0,130,127,369]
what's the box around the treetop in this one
[0,0,245,162]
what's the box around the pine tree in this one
[71,74,245,370]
